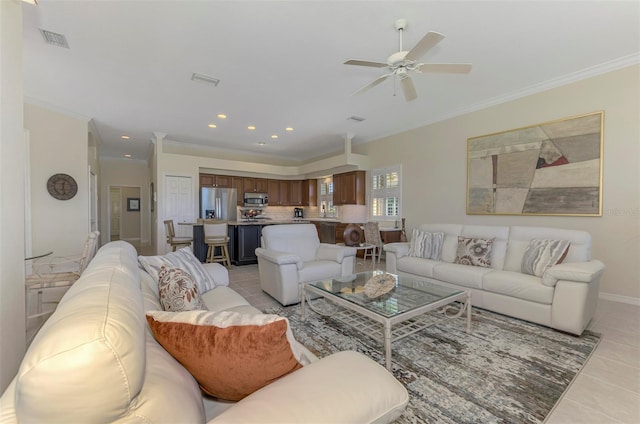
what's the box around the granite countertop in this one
[228,219,311,226]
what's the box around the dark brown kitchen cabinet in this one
[243,178,268,193]
[289,180,303,206]
[306,179,317,206]
[333,171,366,205]
[199,173,232,188]
[267,180,291,205]
[231,177,244,206]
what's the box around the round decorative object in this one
[364,273,397,299]
[343,223,364,246]
[46,173,78,200]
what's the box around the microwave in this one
[244,192,268,207]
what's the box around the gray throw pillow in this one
[521,239,571,277]
[139,247,217,294]
[408,229,444,260]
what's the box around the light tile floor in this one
[225,259,640,424]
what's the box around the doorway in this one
[109,186,141,243]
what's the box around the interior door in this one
[164,175,194,238]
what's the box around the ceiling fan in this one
[344,19,472,101]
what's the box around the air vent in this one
[39,29,69,48]
[191,73,220,87]
[347,116,366,122]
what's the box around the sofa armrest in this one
[316,243,357,263]
[542,260,605,287]
[384,242,410,259]
[255,248,303,269]
[209,351,408,424]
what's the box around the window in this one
[370,165,401,221]
[317,177,336,217]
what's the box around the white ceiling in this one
[22,1,640,165]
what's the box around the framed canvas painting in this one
[466,111,603,216]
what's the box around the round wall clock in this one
[47,173,78,200]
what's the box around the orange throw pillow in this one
[146,310,305,401]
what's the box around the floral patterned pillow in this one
[454,237,495,268]
[158,265,208,312]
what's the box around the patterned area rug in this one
[267,300,600,424]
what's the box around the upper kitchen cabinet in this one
[199,173,232,188]
[267,179,290,206]
[333,171,366,205]
[243,177,269,194]
[289,180,304,206]
[231,177,244,206]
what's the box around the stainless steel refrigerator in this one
[200,188,238,221]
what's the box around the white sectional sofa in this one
[1,241,408,423]
[384,224,605,335]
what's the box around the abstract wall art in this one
[467,112,603,216]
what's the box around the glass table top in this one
[307,270,463,318]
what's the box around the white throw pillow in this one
[408,229,444,260]
[521,239,571,277]
[139,247,217,294]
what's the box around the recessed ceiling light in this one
[271,135,278,139]
[285,127,294,131]
[124,154,132,158]
[248,126,256,130]
[208,124,217,128]
[217,114,227,119]
[257,142,266,146]
[121,135,130,140]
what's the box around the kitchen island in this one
[192,219,310,265]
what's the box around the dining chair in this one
[164,219,193,251]
[25,231,100,331]
[363,222,384,264]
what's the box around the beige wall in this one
[353,65,640,301]
[120,187,142,241]
[25,103,90,256]
[100,158,151,246]
[0,0,27,392]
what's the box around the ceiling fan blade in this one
[405,31,445,62]
[352,73,391,96]
[344,59,388,68]
[416,63,472,74]
[400,76,417,102]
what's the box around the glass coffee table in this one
[300,270,471,371]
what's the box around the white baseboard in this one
[599,292,640,306]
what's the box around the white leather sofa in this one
[1,241,408,423]
[384,224,605,335]
[256,224,357,305]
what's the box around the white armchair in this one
[255,224,357,306]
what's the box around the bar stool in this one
[164,220,193,251]
[363,222,384,263]
[204,222,231,267]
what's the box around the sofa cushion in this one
[521,239,570,277]
[200,286,253,312]
[158,265,208,312]
[483,271,555,304]
[454,237,495,268]
[139,247,217,294]
[504,226,592,272]
[396,256,441,278]
[433,263,494,289]
[146,310,309,401]
[298,260,341,284]
[408,229,444,260]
